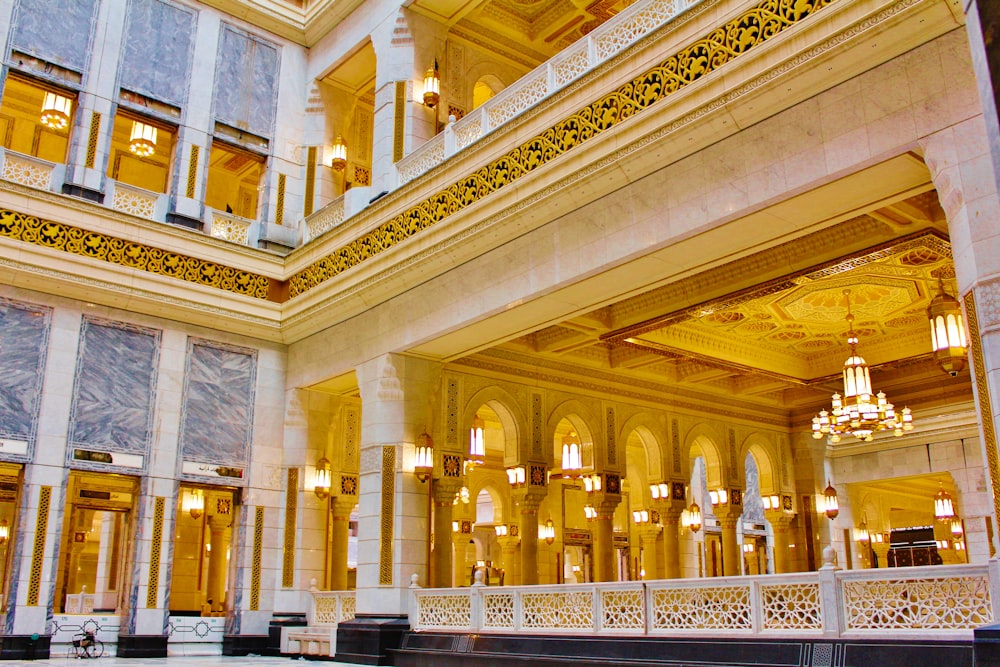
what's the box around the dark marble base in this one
[165,212,205,231]
[268,612,308,656]
[222,634,269,656]
[0,634,50,660]
[116,634,168,658]
[975,622,1000,666]
[393,632,974,667]
[61,183,104,204]
[335,614,409,665]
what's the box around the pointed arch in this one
[619,412,667,482]
[740,432,781,496]
[546,399,601,469]
[469,476,511,525]
[463,385,528,464]
[684,422,725,489]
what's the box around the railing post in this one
[989,558,1000,622]
[471,568,485,632]
[443,117,457,158]
[749,577,762,634]
[307,579,318,626]
[593,585,602,633]
[818,547,842,638]
[408,573,422,628]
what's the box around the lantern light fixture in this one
[582,473,602,493]
[495,524,508,537]
[812,290,914,443]
[632,509,650,525]
[952,519,964,537]
[708,488,729,507]
[312,457,332,499]
[506,465,526,487]
[129,120,157,157]
[330,135,347,171]
[928,279,968,377]
[40,91,72,130]
[539,517,556,544]
[855,518,870,545]
[761,494,781,510]
[822,481,839,519]
[584,504,597,520]
[183,488,205,519]
[423,60,440,108]
[649,482,670,499]
[683,502,702,533]
[934,486,955,520]
[560,430,582,477]
[0,519,8,545]
[414,432,433,483]
[469,413,485,466]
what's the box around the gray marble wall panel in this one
[10,0,98,73]
[179,339,256,467]
[214,25,278,138]
[68,318,160,455]
[120,0,196,105]
[0,299,51,445]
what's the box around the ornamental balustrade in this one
[210,211,253,245]
[308,587,357,626]
[1,150,56,191]
[394,0,705,186]
[411,563,996,639]
[110,181,162,221]
[305,193,346,241]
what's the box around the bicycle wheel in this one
[81,639,104,659]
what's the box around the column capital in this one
[513,488,547,512]
[497,535,521,549]
[433,478,464,504]
[639,525,662,543]
[331,495,358,518]
[765,509,795,529]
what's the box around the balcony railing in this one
[395,0,704,186]
[411,563,996,639]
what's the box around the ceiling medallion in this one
[811,290,913,443]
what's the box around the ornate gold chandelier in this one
[811,291,913,443]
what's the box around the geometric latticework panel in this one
[417,593,472,628]
[522,591,593,630]
[313,592,356,625]
[341,594,356,622]
[601,589,645,630]
[760,583,822,630]
[483,591,515,629]
[651,585,752,630]
[842,576,993,630]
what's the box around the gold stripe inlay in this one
[85,112,101,169]
[250,506,264,610]
[0,208,271,299]
[393,82,406,163]
[287,0,836,298]
[186,145,200,199]
[282,467,298,587]
[965,291,1000,528]
[276,173,286,226]
[304,147,317,217]
[146,496,165,608]
[379,446,395,585]
[27,485,51,606]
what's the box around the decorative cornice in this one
[287,0,839,298]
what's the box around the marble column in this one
[497,535,521,585]
[766,511,795,574]
[514,490,544,585]
[329,496,357,590]
[452,532,473,586]
[431,479,461,588]
[207,515,231,609]
[716,508,741,577]
[592,495,621,583]
[660,507,684,579]
[639,526,662,580]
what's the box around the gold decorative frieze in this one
[0,208,271,298]
[251,505,264,611]
[27,485,51,606]
[282,468,298,588]
[379,446,395,585]
[288,0,836,298]
[965,291,1000,528]
[147,496,165,608]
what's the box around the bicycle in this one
[70,630,104,659]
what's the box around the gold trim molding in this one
[288,0,837,298]
[146,496,165,608]
[251,506,264,610]
[0,208,272,299]
[282,468,298,588]
[27,485,50,606]
[965,290,1000,529]
[379,446,395,585]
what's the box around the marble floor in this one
[9,657,354,666]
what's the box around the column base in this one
[268,612,308,656]
[334,614,410,665]
[0,634,50,660]
[116,634,168,658]
[222,634,269,656]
